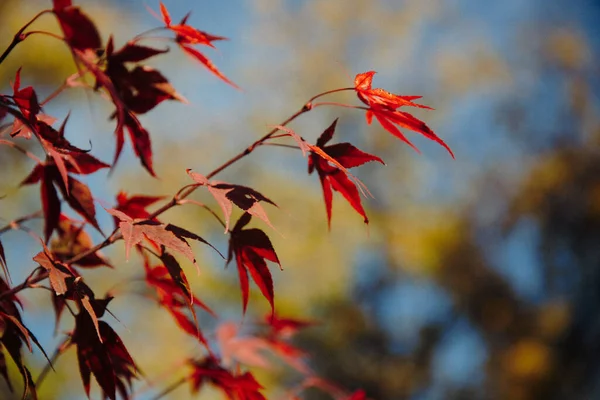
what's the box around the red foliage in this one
[0,1,450,399]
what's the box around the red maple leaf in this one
[70,311,138,400]
[0,276,51,400]
[51,214,112,268]
[9,68,56,139]
[188,356,266,400]
[52,0,101,53]
[308,119,384,226]
[157,2,238,88]
[354,71,454,158]
[227,213,280,315]
[113,191,165,225]
[187,170,277,233]
[21,154,108,241]
[144,258,214,344]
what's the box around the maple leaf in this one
[217,322,271,369]
[157,2,238,88]
[144,258,215,343]
[107,208,220,270]
[227,213,281,315]
[188,356,267,400]
[0,277,51,400]
[113,191,165,226]
[51,214,112,268]
[307,119,384,226]
[33,247,73,296]
[354,71,454,158]
[187,170,277,233]
[70,311,138,400]
[105,37,185,114]
[9,68,56,139]
[52,1,102,53]
[21,157,107,241]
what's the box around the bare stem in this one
[149,377,187,400]
[0,211,43,236]
[0,139,43,164]
[35,337,69,390]
[0,10,52,65]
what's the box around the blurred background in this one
[1,0,600,399]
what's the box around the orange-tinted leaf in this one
[181,45,238,89]
[354,71,454,158]
[33,251,71,295]
[52,214,112,268]
[159,1,171,26]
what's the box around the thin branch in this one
[149,377,187,400]
[0,210,43,236]
[0,139,43,164]
[0,10,52,65]
[35,337,69,390]
[259,142,301,150]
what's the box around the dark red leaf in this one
[123,113,155,176]
[54,6,102,52]
[57,175,102,234]
[52,0,72,10]
[111,43,169,63]
[66,153,110,175]
[227,214,280,314]
[188,357,266,400]
[0,238,8,282]
[40,170,61,242]
[308,119,383,227]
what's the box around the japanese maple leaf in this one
[144,259,215,344]
[354,71,454,158]
[308,119,384,226]
[217,322,272,369]
[52,0,102,53]
[157,2,238,88]
[9,68,56,139]
[74,40,171,176]
[113,191,165,226]
[187,170,277,233]
[70,312,138,400]
[188,357,267,400]
[227,213,281,314]
[0,277,51,400]
[107,208,197,265]
[51,214,112,268]
[105,36,185,114]
[21,154,108,241]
